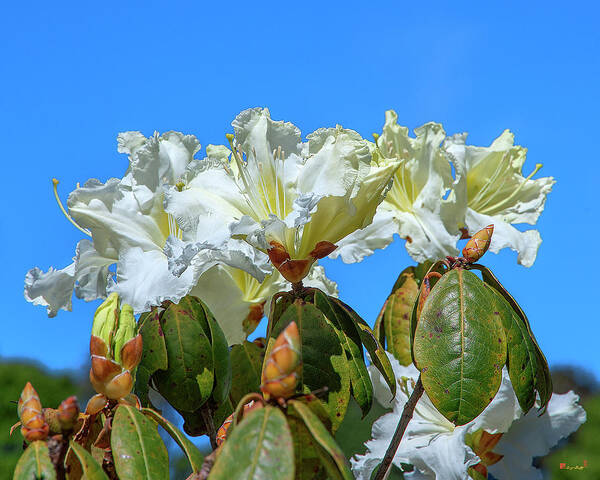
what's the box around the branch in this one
[201,406,218,450]
[373,375,424,480]
[193,450,217,480]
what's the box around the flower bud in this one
[58,396,79,431]
[462,224,494,263]
[261,321,301,400]
[18,382,49,442]
[91,292,121,355]
[88,294,142,401]
[113,304,136,365]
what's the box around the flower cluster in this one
[25,108,553,341]
[333,111,554,267]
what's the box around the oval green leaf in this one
[330,297,396,398]
[153,298,214,411]
[313,290,373,417]
[473,264,552,412]
[209,406,294,480]
[68,441,109,480]
[230,341,264,407]
[413,269,507,425]
[111,405,169,480]
[141,408,204,472]
[265,299,351,432]
[135,310,168,407]
[195,299,231,404]
[383,275,419,366]
[13,441,56,480]
[288,400,354,480]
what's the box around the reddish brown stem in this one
[373,376,424,480]
[291,281,305,297]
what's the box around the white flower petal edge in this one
[487,391,586,480]
[445,131,555,267]
[25,263,76,317]
[24,239,114,317]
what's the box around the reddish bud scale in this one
[267,241,337,284]
[469,430,504,477]
[462,225,494,263]
[58,396,80,430]
[88,333,142,401]
[216,401,260,446]
[18,382,49,442]
[261,322,301,400]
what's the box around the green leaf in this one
[383,275,419,366]
[286,414,327,479]
[153,298,214,411]
[230,341,264,407]
[68,441,109,480]
[209,406,294,480]
[140,408,204,472]
[135,310,168,407]
[196,299,232,405]
[13,441,55,480]
[413,269,507,425]
[288,400,354,480]
[331,298,396,398]
[484,285,539,413]
[111,405,169,480]
[313,290,373,417]
[266,299,351,432]
[472,264,552,412]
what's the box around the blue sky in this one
[1,1,599,381]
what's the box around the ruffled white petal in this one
[111,247,198,314]
[329,209,399,263]
[24,263,76,317]
[74,239,115,301]
[68,178,167,259]
[488,391,587,480]
[118,130,200,194]
[408,426,479,480]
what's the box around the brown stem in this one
[373,376,424,480]
[291,281,305,297]
[195,450,217,480]
[201,406,218,450]
[102,449,119,480]
[47,435,68,480]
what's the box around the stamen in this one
[52,179,92,237]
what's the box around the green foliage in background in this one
[545,394,600,479]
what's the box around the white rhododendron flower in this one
[445,131,555,267]
[332,110,464,264]
[352,353,586,480]
[25,131,271,316]
[192,264,338,346]
[334,111,553,267]
[164,108,400,283]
